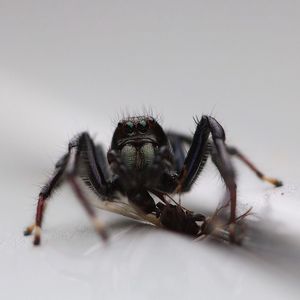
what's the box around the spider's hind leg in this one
[226,146,283,187]
[168,131,283,188]
[24,133,112,245]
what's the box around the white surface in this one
[1,1,300,299]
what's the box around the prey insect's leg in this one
[226,146,283,187]
[24,132,112,245]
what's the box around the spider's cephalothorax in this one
[24,114,283,245]
[109,116,172,175]
[107,116,176,213]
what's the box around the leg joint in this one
[205,115,226,140]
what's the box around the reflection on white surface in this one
[1,180,300,300]
[1,1,300,299]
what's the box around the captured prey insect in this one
[24,115,283,245]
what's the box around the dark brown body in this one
[24,115,282,245]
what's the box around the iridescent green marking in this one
[126,121,134,129]
[121,143,155,170]
[121,144,137,169]
[140,143,155,167]
[139,120,147,127]
[125,121,135,134]
[138,119,148,133]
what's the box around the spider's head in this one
[111,116,166,148]
[109,116,170,171]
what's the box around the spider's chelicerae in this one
[24,115,282,245]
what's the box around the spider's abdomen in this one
[121,143,155,170]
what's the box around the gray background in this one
[0,1,300,299]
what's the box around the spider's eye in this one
[137,120,148,133]
[125,121,134,135]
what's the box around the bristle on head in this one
[111,107,162,128]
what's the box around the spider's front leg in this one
[175,116,240,241]
[24,132,112,245]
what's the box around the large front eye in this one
[125,121,134,135]
[137,120,148,133]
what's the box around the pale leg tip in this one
[24,229,32,236]
[262,176,283,187]
[33,236,41,246]
[92,217,108,242]
[24,224,35,236]
[274,180,283,187]
[33,226,42,246]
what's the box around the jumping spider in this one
[24,115,282,245]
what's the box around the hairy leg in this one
[174,116,238,240]
[24,132,112,245]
